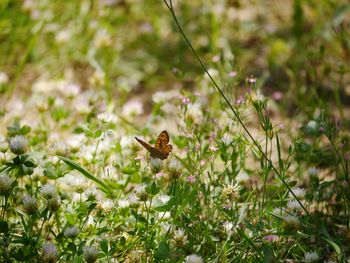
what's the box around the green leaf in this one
[322,236,341,258]
[146,182,160,196]
[154,241,170,261]
[154,197,175,212]
[263,245,275,263]
[0,221,9,233]
[20,125,31,135]
[100,239,109,254]
[57,155,112,194]
[121,166,138,175]
[44,162,59,179]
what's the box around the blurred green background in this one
[0,0,349,119]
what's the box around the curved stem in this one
[163,0,311,221]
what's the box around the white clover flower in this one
[64,226,79,238]
[306,120,317,130]
[283,215,299,227]
[221,182,241,201]
[160,223,172,234]
[152,90,178,104]
[55,29,71,43]
[41,242,58,263]
[118,199,130,208]
[97,112,114,123]
[152,91,168,104]
[22,194,37,214]
[9,135,28,155]
[83,246,98,263]
[99,199,115,212]
[0,72,9,84]
[223,221,234,235]
[173,228,188,246]
[122,100,143,117]
[120,136,134,149]
[290,187,306,199]
[135,184,148,201]
[0,174,13,195]
[51,141,68,156]
[158,194,170,204]
[41,184,56,199]
[187,103,203,123]
[48,196,61,212]
[0,138,7,153]
[185,254,203,263]
[287,200,303,211]
[168,159,182,178]
[221,134,231,146]
[67,134,85,152]
[304,251,319,262]
[150,158,163,173]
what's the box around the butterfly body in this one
[135,130,172,160]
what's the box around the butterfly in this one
[135,130,172,160]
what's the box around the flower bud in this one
[9,135,28,155]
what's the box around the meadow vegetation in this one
[0,0,350,262]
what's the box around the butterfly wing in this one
[135,136,166,160]
[155,130,169,151]
[162,144,172,158]
[155,130,172,159]
[135,137,153,152]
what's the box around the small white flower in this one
[22,194,37,213]
[187,103,203,123]
[9,135,28,155]
[304,251,319,262]
[97,112,115,123]
[306,120,317,130]
[118,199,130,208]
[55,29,71,43]
[283,215,299,226]
[83,246,98,263]
[221,134,231,146]
[287,200,303,211]
[122,100,143,117]
[209,145,218,152]
[41,242,58,263]
[150,158,163,173]
[223,221,234,235]
[51,141,68,156]
[185,254,203,263]
[0,72,9,84]
[99,199,115,211]
[64,226,79,238]
[0,174,13,195]
[40,184,56,199]
[173,228,188,245]
[290,187,305,199]
[168,159,182,178]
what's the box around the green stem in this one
[163,0,310,220]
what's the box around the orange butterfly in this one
[135,130,172,160]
